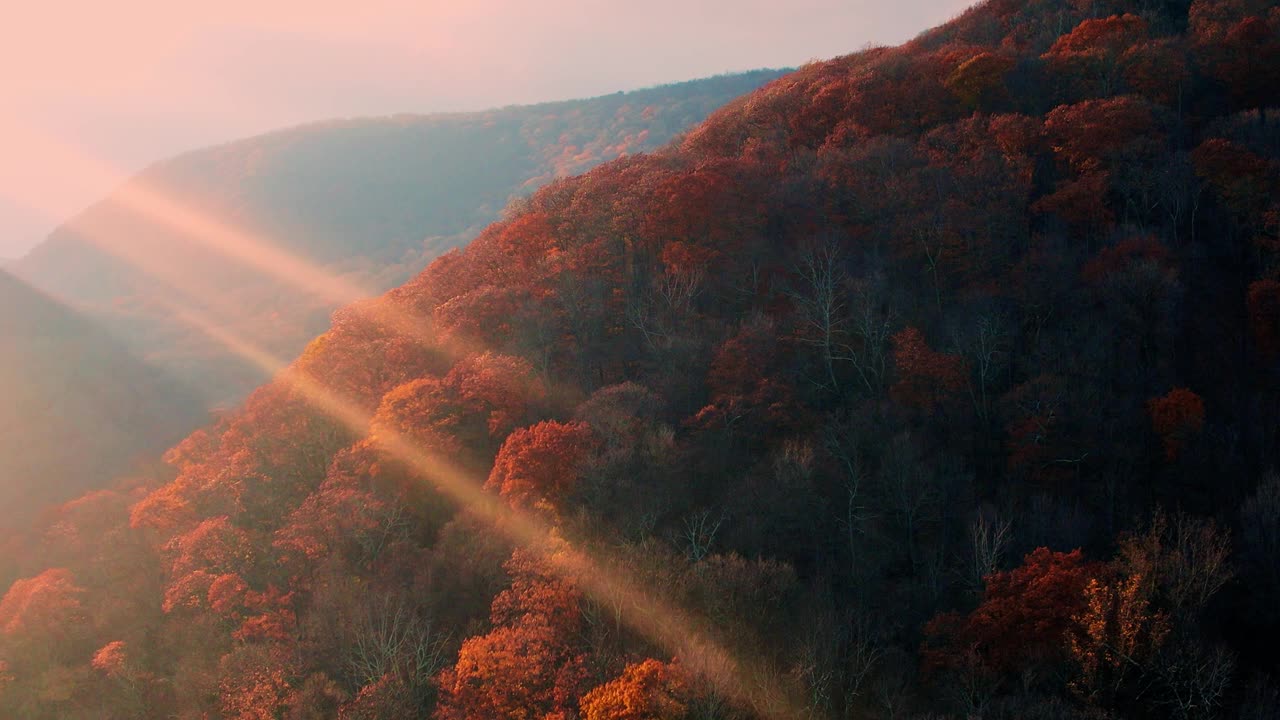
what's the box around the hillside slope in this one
[0,271,205,528]
[4,0,1280,718]
[10,71,785,406]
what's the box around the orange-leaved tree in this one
[580,659,689,720]
[435,549,590,720]
[487,420,597,513]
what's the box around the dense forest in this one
[3,0,1279,717]
[8,70,785,407]
[0,271,205,530]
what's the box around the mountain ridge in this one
[11,69,787,406]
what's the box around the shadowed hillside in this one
[0,271,205,527]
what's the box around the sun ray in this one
[160,296,804,718]
[0,120,807,717]
[0,119,576,397]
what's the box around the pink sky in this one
[0,0,973,258]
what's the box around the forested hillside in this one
[9,71,784,407]
[0,271,205,529]
[3,0,1279,718]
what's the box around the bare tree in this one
[1162,513,1233,618]
[789,235,851,393]
[1238,673,1280,720]
[964,509,1012,597]
[772,437,816,487]
[627,261,705,353]
[1156,637,1236,720]
[793,608,885,719]
[789,236,894,398]
[356,499,410,562]
[823,417,877,589]
[1241,473,1280,598]
[1151,152,1205,244]
[348,597,448,692]
[846,279,894,397]
[872,648,916,720]
[794,625,838,719]
[843,614,885,713]
[656,263,705,316]
[1120,511,1233,619]
[626,290,667,352]
[682,509,725,563]
[878,434,941,578]
[951,312,1009,423]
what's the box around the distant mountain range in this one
[9,70,785,407]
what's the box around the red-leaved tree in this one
[486,420,597,513]
[1147,388,1205,461]
[924,548,1099,675]
[579,659,690,720]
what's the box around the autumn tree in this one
[0,567,87,692]
[297,299,444,405]
[580,659,689,720]
[129,481,198,534]
[627,238,717,355]
[690,316,801,439]
[924,548,1099,677]
[1191,137,1277,237]
[233,585,298,643]
[435,550,590,720]
[1042,14,1150,98]
[160,516,254,614]
[1190,0,1280,113]
[1043,96,1157,173]
[371,352,544,462]
[339,673,417,720]
[0,568,84,639]
[1031,171,1115,232]
[891,327,965,413]
[1071,513,1235,716]
[272,442,423,582]
[1115,511,1232,620]
[1147,388,1205,461]
[944,52,1015,110]
[91,641,129,679]
[218,644,295,720]
[1001,373,1095,485]
[486,420,597,513]
[433,285,532,351]
[1121,38,1190,106]
[569,384,676,534]
[917,115,1037,293]
[1068,572,1170,706]
[289,673,349,719]
[573,382,664,453]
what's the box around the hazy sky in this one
[0,0,972,258]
